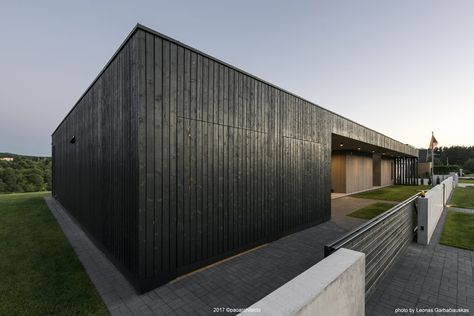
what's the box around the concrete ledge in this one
[239,248,365,316]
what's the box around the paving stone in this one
[367,207,474,316]
[44,197,352,315]
[46,196,474,316]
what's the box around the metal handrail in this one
[324,193,420,256]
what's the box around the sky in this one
[0,0,473,156]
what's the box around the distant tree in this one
[434,146,474,166]
[24,169,45,191]
[463,159,474,174]
[2,167,17,192]
[0,154,52,193]
[44,166,52,190]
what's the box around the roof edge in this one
[52,24,141,135]
[52,23,416,157]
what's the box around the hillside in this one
[0,153,51,193]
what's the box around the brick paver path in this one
[45,197,348,315]
[366,207,474,315]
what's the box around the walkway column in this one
[373,154,382,186]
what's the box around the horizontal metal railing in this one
[325,193,420,298]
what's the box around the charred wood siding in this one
[52,37,140,283]
[52,25,418,292]
[134,30,332,290]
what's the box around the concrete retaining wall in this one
[239,248,365,316]
[418,176,456,245]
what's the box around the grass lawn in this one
[347,202,395,220]
[450,186,474,209]
[351,185,430,202]
[459,179,474,184]
[0,192,107,315]
[440,211,474,251]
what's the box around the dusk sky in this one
[1,0,473,156]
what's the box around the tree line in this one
[0,153,51,193]
[434,146,474,174]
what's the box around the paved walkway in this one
[448,206,474,214]
[366,207,474,315]
[330,196,396,230]
[458,183,474,188]
[45,197,351,316]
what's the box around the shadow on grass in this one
[347,202,395,220]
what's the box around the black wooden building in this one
[52,24,418,292]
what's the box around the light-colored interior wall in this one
[346,154,373,193]
[331,153,346,193]
[418,162,432,177]
[380,158,394,186]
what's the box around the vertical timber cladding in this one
[52,25,418,292]
[52,35,140,281]
[136,28,330,288]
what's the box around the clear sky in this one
[1,0,473,156]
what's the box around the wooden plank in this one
[196,119,203,260]
[183,117,191,265]
[190,118,197,262]
[207,61,215,257]
[202,121,208,258]
[223,125,229,251]
[213,121,219,256]
[191,52,197,120]
[202,59,209,258]
[176,46,184,268]
[197,55,202,121]
[218,123,224,252]
[161,39,170,272]
[184,49,191,119]
[202,59,209,122]
[177,46,184,117]
[177,117,184,267]
[213,62,219,125]
[218,64,224,125]
[145,32,155,277]
[223,67,229,126]
[135,30,147,278]
[169,42,178,272]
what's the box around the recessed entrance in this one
[331,134,396,197]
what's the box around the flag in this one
[429,132,438,149]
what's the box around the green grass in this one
[440,211,474,251]
[0,192,107,315]
[459,179,474,184]
[347,202,395,220]
[451,186,474,209]
[351,185,430,202]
